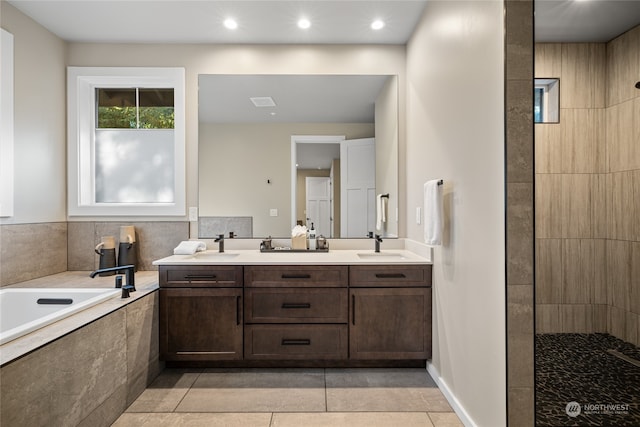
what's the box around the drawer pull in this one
[236,295,241,325]
[352,294,356,325]
[281,303,311,309]
[185,274,217,280]
[374,273,406,279]
[281,274,312,279]
[281,339,311,346]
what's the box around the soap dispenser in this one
[308,223,316,250]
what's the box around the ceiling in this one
[7,0,640,45]
[199,75,389,124]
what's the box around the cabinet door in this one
[350,288,431,360]
[160,288,243,361]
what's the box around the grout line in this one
[323,368,328,412]
[268,412,274,427]
[171,370,203,412]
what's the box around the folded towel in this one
[173,241,206,255]
[376,194,388,231]
[424,180,443,246]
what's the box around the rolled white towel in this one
[173,241,206,255]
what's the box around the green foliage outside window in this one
[96,88,174,129]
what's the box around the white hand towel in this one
[376,194,387,231]
[424,180,443,246]
[173,241,206,255]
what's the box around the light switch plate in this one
[270,208,278,217]
[416,207,421,225]
[188,206,198,221]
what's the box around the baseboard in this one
[427,361,477,427]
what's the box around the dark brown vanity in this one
[158,261,432,367]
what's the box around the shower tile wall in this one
[535,25,640,347]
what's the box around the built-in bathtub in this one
[0,288,120,345]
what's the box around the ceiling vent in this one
[250,96,276,107]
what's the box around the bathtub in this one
[0,288,121,345]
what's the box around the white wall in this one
[0,2,67,224]
[405,2,506,426]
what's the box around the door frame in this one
[290,135,345,231]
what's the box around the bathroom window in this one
[67,67,185,216]
[534,78,559,123]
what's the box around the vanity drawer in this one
[244,324,348,360]
[244,265,348,287]
[159,265,243,288]
[349,265,432,287]
[245,288,348,323]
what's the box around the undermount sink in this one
[195,252,239,259]
[357,252,408,260]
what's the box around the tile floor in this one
[113,368,463,427]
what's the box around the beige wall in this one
[199,122,373,238]
[535,25,640,347]
[375,75,399,237]
[0,2,67,224]
[406,2,506,426]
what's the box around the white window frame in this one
[67,67,185,216]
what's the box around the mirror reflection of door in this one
[341,137,376,238]
[305,177,331,238]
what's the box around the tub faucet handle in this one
[121,285,134,299]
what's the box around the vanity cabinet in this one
[244,266,348,360]
[158,263,431,365]
[159,266,243,361]
[349,265,432,360]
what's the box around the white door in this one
[340,138,375,238]
[306,177,331,237]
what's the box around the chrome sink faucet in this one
[368,232,383,253]
[215,234,225,253]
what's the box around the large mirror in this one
[198,74,398,239]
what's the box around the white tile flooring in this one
[114,368,463,427]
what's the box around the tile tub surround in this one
[115,368,462,427]
[67,221,189,272]
[0,222,67,286]
[0,271,162,427]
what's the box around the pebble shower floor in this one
[535,333,640,426]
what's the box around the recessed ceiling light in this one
[224,18,238,30]
[371,20,385,30]
[298,18,311,29]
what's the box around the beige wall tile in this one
[606,239,631,311]
[634,170,640,241]
[560,304,593,333]
[561,44,605,109]
[591,174,608,239]
[535,239,563,303]
[507,184,534,284]
[609,305,627,340]
[507,332,534,388]
[68,222,96,271]
[610,171,634,240]
[607,101,636,172]
[507,387,534,427]
[626,312,639,346]
[561,174,592,238]
[607,26,640,107]
[535,43,562,78]
[631,242,640,315]
[536,304,561,333]
[562,239,601,304]
[592,304,608,332]
[0,222,67,286]
[535,174,562,238]
[534,123,563,173]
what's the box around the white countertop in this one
[153,249,431,266]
